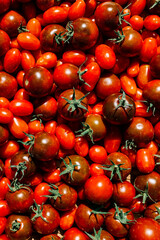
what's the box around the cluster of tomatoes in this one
[0,0,160,239]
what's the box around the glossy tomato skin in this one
[105,207,134,238]
[0,160,4,180]
[63,227,89,240]
[75,204,104,233]
[118,29,143,57]
[0,72,17,99]
[134,171,160,203]
[0,30,10,57]
[103,93,136,125]
[55,124,75,150]
[84,175,113,205]
[50,182,77,211]
[0,125,9,146]
[135,148,155,174]
[58,89,88,121]
[9,100,33,117]
[129,217,160,240]
[0,11,26,37]
[23,66,53,98]
[6,187,34,213]
[144,202,160,223]
[31,204,60,235]
[71,17,99,50]
[150,54,160,78]
[143,80,160,109]
[124,117,154,146]
[31,132,60,161]
[60,155,90,186]
[40,234,60,240]
[5,214,32,240]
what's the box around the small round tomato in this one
[0,72,17,99]
[9,99,33,117]
[63,227,88,240]
[17,32,40,50]
[55,124,75,150]
[95,44,116,69]
[136,148,155,174]
[4,48,21,73]
[89,145,107,164]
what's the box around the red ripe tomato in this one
[140,37,157,62]
[55,124,75,150]
[0,109,13,124]
[68,0,86,20]
[136,148,155,173]
[8,117,28,139]
[104,125,122,153]
[17,32,40,51]
[0,178,10,200]
[74,137,89,157]
[143,15,160,31]
[89,145,107,164]
[36,52,57,69]
[43,6,68,24]
[95,44,116,69]
[63,227,88,240]
[62,50,86,67]
[21,50,36,71]
[26,18,41,38]
[3,48,21,73]
[0,72,17,99]
[9,100,33,117]
[0,30,10,57]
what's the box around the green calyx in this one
[43,184,62,200]
[101,160,130,182]
[11,161,27,180]
[138,100,156,116]
[61,87,89,113]
[124,139,137,151]
[18,22,29,33]
[77,58,90,87]
[85,228,102,240]
[109,28,125,43]
[55,21,74,45]
[116,91,133,110]
[8,178,30,193]
[75,122,94,143]
[10,220,21,232]
[118,3,132,27]
[134,182,156,204]
[114,203,135,224]
[155,206,160,220]
[59,156,79,180]
[30,201,48,223]
[149,0,160,9]
[18,132,35,155]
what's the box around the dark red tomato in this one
[31,132,60,161]
[0,200,11,217]
[38,158,57,173]
[103,92,136,125]
[55,124,75,150]
[71,17,99,50]
[40,234,60,240]
[136,148,155,174]
[58,88,88,121]
[144,202,160,223]
[94,1,122,31]
[143,80,160,109]
[0,0,10,14]
[112,181,136,207]
[17,32,40,51]
[0,160,4,180]
[80,114,107,142]
[0,125,9,146]
[104,152,131,182]
[0,11,26,37]
[63,227,89,240]
[0,30,10,57]
[59,155,90,186]
[43,6,68,24]
[4,48,21,73]
[111,54,130,75]
[0,72,17,99]
[5,214,32,240]
[75,204,104,232]
[6,186,34,213]
[129,217,160,240]
[104,125,122,153]
[154,122,160,144]
[10,149,36,180]
[53,63,79,90]
[147,0,160,15]
[0,177,10,200]
[31,204,60,235]
[40,24,66,53]
[129,197,147,214]
[36,0,55,11]
[95,44,116,70]
[84,175,113,205]
[95,73,121,100]
[33,96,57,121]
[23,66,53,98]
[9,100,33,117]
[105,206,134,238]
[117,29,143,57]
[124,117,154,146]
[150,54,160,78]
[134,171,160,203]
[49,182,77,211]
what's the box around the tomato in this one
[59,155,90,186]
[136,148,155,173]
[0,72,17,99]
[30,132,60,162]
[62,50,86,67]
[128,0,146,15]
[136,64,152,89]
[0,178,10,200]
[0,98,9,109]
[149,54,160,78]
[57,88,88,121]
[0,30,10,57]
[140,37,157,62]
[17,32,40,50]
[36,0,55,11]
[63,227,88,240]
[95,73,121,100]
[34,182,50,205]
[0,141,19,159]
[3,48,21,74]
[21,50,36,71]
[0,217,7,235]
[40,234,60,240]
[43,6,68,25]
[44,121,57,135]
[55,124,75,150]
[0,200,11,217]
[0,160,4,180]
[5,214,32,240]
[129,217,160,240]
[68,0,86,20]
[0,125,9,146]
[28,120,44,135]
[144,202,160,223]
[9,100,33,117]
[129,15,144,31]
[120,73,137,97]
[74,137,89,157]
[0,0,10,14]
[103,92,136,125]
[43,169,61,184]
[89,145,107,164]
[36,52,57,69]
[60,206,77,231]
[23,66,53,98]
[31,203,60,235]
[90,163,105,176]
[127,58,140,78]
[26,18,41,38]
[8,117,28,139]
[143,80,160,109]
[84,175,113,205]
[75,204,104,232]
[144,15,160,31]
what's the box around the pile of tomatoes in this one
[0,0,160,239]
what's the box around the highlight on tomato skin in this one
[0,0,159,239]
